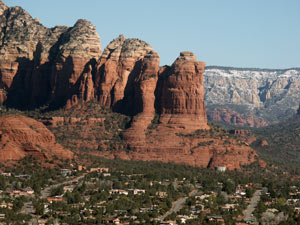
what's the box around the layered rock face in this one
[0,1,101,108]
[105,125,258,170]
[204,67,300,125]
[121,50,160,146]
[119,52,257,170]
[207,107,268,128]
[0,115,73,161]
[0,1,260,169]
[95,35,154,113]
[158,52,209,131]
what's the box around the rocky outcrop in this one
[0,115,73,162]
[207,108,268,128]
[119,52,257,170]
[0,1,101,109]
[121,50,160,147]
[0,1,261,169]
[204,67,300,124]
[157,52,209,131]
[95,35,154,113]
[102,126,258,170]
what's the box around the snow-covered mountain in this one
[203,66,300,125]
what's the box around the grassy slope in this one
[251,115,300,170]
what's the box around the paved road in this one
[158,189,198,221]
[21,201,34,215]
[21,174,86,216]
[244,190,262,223]
[41,174,85,198]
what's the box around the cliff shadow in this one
[154,65,171,115]
[47,55,75,110]
[27,41,53,109]
[4,42,54,110]
[5,57,32,109]
[112,60,143,116]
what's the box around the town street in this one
[158,189,198,221]
[244,189,262,223]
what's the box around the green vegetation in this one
[251,115,300,172]
[147,113,160,130]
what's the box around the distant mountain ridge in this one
[203,66,300,125]
[205,65,300,72]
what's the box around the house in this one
[222,204,237,211]
[38,219,47,225]
[139,207,152,212]
[266,208,279,213]
[0,202,12,209]
[47,197,63,203]
[60,169,72,176]
[90,167,109,173]
[178,215,197,224]
[129,189,146,195]
[63,186,74,192]
[156,191,168,198]
[103,173,111,177]
[0,172,11,177]
[215,166,227,172]
[207,215,225,224]
[295,207,300,213]
[14,174,31,179]
[102,218,121,224]
[160,221,177,225]
[109,189,129,195]
[195,194,211,200]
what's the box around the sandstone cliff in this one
[157,52,209,131]
[119,53,257,170]
[0,1,101,109]
[0,115,73,162]
[95,35,155,114]
[0,1,261,170]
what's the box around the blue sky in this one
[3,0,300,68]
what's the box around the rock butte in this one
[0,1,260,169]
[0,115,73,162]
[0,2,101,109]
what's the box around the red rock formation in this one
[0,1,101,109]
[99,128,258,170]
[118,52,257,170]
[50,19,101,108]
[122,50,160,147]
[260,140,269,147]
[95,35,154,112]
[158,52,209,132]
[207,108,268,128]
[0,1,262,170]
[0,115,73,161]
